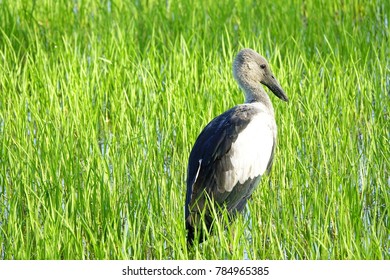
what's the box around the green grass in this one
[0,0,389,259]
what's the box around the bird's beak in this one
[261,75,289,102]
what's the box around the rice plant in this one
[0,0,388,259]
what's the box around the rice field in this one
[0,0,389,259]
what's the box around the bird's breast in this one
[223,110,275,192]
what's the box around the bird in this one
[184,48,288,244]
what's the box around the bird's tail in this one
[186,212,214,246]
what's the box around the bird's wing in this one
[185,104,276,219]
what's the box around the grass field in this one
[0,0,389,260]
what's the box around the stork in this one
[185,48,288,244]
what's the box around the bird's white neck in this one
[243,85,275,116]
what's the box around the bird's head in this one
[233,48,288,102]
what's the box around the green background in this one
[0,0,389,259]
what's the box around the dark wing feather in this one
[185,105,261,221]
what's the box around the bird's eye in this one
[260,64,266,69]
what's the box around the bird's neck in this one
[243,85,275,115]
